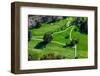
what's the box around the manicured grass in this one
[28,17,88,60]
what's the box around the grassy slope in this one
[28,18,88,60]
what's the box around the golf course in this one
[28,15,88,60]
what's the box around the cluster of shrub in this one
[71,17,88,34]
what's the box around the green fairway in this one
[28,16,88,60]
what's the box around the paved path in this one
[75,44,77,57]
[69,26,77,58]
[52,41,65,46]
[70,26,74,40]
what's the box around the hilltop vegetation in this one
[28,15,88,60]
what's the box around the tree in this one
[43,32,53,43]
[68,17,88,34]
[76,17,88,34]
[65,38,79,47]
[28,30,32,41]
[79,18,88,34]
[34,20,41,28]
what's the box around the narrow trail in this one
[69,26,74,41]
[75,44,77,57]
[52,41,65,46]
[69,26,77,58]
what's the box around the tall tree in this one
[43,32,53,43]
[28,30,32,41]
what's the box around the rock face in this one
[28,15,65,28]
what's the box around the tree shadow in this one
[34,41,48,49]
